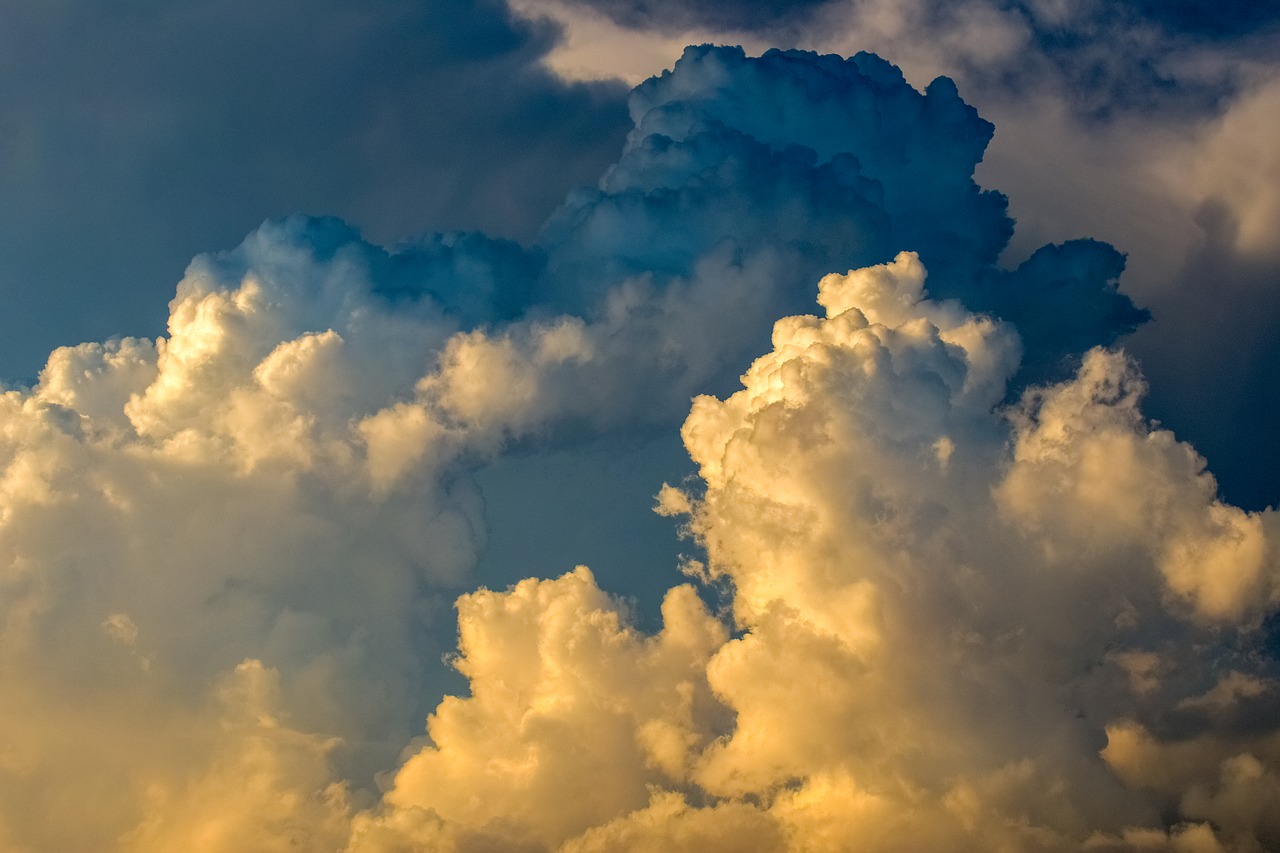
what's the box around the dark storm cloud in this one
[0,0,629,383]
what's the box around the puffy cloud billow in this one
[356,251,1280,852]
[1,45,1276,852]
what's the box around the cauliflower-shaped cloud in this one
[0,46,1211,852]
[361,252,1279,852]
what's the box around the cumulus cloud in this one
[361,252,1280,852]
[0,43,1273,852]
[349,568,729,851]
[0,219,484,849]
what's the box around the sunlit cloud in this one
[0,8,1277,852]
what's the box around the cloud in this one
[520,0,1276,113]
[1109,75,1280,510]
[361,252,1280,851]
[118,661,354,853]
[512,0,1280,510]
[0,217,494,848]
[1106,0,1280,40]
[538,46,1140,395]
[0,42,1274,852]
[349,568,729,852]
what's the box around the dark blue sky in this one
[0,0,628,381]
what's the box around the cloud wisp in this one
[0,45,1276,852]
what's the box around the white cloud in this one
[0,221,482,848]
[350,568,728,851]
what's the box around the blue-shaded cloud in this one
[191,46,1144,427]
[535,46,1143,396]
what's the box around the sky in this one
[0,1,1279,851]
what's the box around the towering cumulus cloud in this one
[1,46,1271,852]
[357,253,1280,852]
